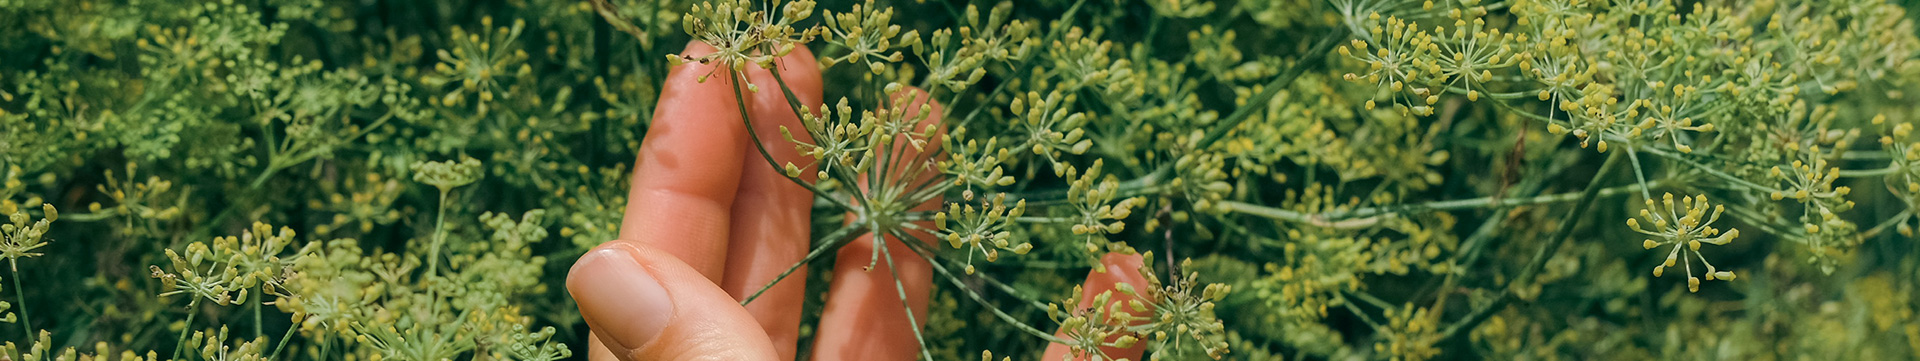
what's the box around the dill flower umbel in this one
[1629,193,1739,292]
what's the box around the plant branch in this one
[740,223,869,305]
[898,232,1066,343]
[880,229,935,361]
[1223,179,1660,225]
[268,311,301,361]
[9,260,28,338]
[1436,149,1626,343]
[253,285,264,339]
[172,299,201,360]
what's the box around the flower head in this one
[1629,193,1738,292]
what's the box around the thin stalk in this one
[879,230,934,361]
[1450,153,1575,276]
[1008,166,1168,204]
[1432,207,1506,315]
[1639,146,1780,192]
[740,224,869,305]
[1625,147,1655,200]
[1331,292,1384,331]
[898,233,1065,343]
[172,299,202,360]
[60,209,119,222]
[1345,290,1394,311]
[253,119,283,189]
[1222,179,1660,224]
[1838,165,1899,178]
[1843,152,1891,160]
[1430,156,1567,316]
[1860,210,1913,239]
[1437,150,1626,343]
[425,188,450,319]
[249,161,282,189]
[253,286,264,339]
[967,267,1051,311]
[427,189,449,279]
[9,259,28,338]
[268,313,300,361]
[250,110,396,200]
[893,222,1052,311]
[1437,84,1544,100]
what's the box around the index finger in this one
[720,44,825,361]
[617,41,749,281]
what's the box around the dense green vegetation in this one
[5,0,1920,359]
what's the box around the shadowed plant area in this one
[6,0,1920,359]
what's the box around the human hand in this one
[567,40,1153,361]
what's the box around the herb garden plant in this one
[5,0,1920,359]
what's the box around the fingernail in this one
[569,245,673,352]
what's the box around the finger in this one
[585,334,618,361]
[570,242,780,361]
[1042,253,1153,361]
[618,41,748,281]
[811,88,947,361]
[720,44,825,360]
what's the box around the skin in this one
[567,40,1152,361]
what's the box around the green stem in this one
[957,261,1050,310]
[1429,151,1575,317]
[893,222,1052,311]
[1345,290,1394,311]
[58,209,119,222]
[898,234,1065,343]
[1638,146,1780,192]
[253,286,264,339]
[249,162,283,189]
[172,299,201,360]
[1843,152,1891,160]
[427,189,449,278]
[1331,292,1383,331]
[1222,179,1660,225]
[1008,166,1168,205]
[255,118,282,189]
[425,188,450,320]
[249,111,396,190]
[878,229,934,361]
[739,224,868,305]
[1436,150,1626,343]
[1838,165,1900,178]
[9,259,28,338]
[1860,210,1913,239]
[268,312,300,361]
[1625,147,1655,200]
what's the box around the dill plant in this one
[1,0,1920,360]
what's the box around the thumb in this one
[569,241,779,361]
[1043,252,1153,361]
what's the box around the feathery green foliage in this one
[5,0,1920,360]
